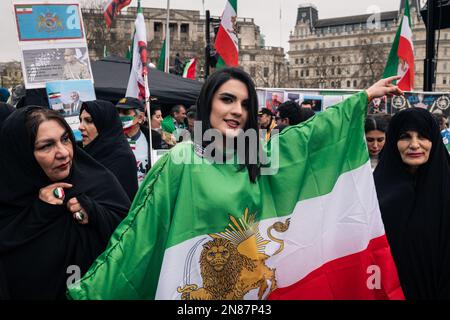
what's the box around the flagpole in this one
[165,0,171,73]
[144,73,154,167]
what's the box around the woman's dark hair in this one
[150,105,161,118]
[25,107,75,151]
[196,67,260,183]
[365,113,392,134]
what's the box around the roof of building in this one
[314,11,399,28]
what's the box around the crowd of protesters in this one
[1,68,450,300]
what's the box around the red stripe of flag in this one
[215,26,239,66]
[268,235,405,300]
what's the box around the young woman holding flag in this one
[68,69,405,300]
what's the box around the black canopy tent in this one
[91,56,203,108]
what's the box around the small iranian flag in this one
[15,5,33,14]
[182,58,196,79]
[103,0,132,28]
[214,0,239,68]
[126,2,149,102]
[383,0,414,91]
[48,92,61,99]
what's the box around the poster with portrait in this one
[14,2,84,41]
[301,95,323,113]
[13,0,92,89]
[265,91,284,114]
[21,44,92,89]
[284,92,302,103]
[46,79,96,141]
[368,95,388,114]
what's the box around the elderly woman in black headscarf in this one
[0,107,130,299]
[79,100,138,201]
[374,107,450,299]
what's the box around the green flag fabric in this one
[67,91,403,300]
[157,39,166,72]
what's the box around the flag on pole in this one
[103,0,132,28]
[382,0,414,91]
[68,92,404,300]
[157,38,166,72]
[182,58,196,79]
[125,1,149,101]
[214,0,239,68]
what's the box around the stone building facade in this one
[0,61,23,89]
[288,0,450,91]
[81,7,288,87]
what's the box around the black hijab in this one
[0,106,130,299]
[0,102,14,127]
[374,107,450,299]
[80,100,138,200]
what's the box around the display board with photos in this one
[13,0,93,89]
[257,89,450,117]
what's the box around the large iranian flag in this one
[125,2,149,101]
[67,92,403,300]
[383,0,414,91]
[214,0,239,68]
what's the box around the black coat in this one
[0,106,130,299]
[374,108,450,299]
[80,100,138,201]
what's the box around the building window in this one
[331,56,335,63]
[353,80,357,87]
[295,58,299,64]
[305,69,309,77]
[301,70,304,77]
[331,81,335,88]
[154,22,162,33]
[169,23,177,34]
[180,24,189,33]
[264,67,269,78]
[347,80,351,87]
[444,77,447,85]
[316,69,320,76]
[338,68,341,75]
[250,54,256,61]
[250,67,256,77]
[300,58,304,64]
[295,70,299,78]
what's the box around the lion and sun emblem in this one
[177,209,290,300]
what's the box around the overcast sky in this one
[0,0,404,62]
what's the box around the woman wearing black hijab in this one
[0,107,130,299]
[374,107,450,299]
[79,100,138,201]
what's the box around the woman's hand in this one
[39,183,73,205]
[67,197,89,225]
[366,76,404,100]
